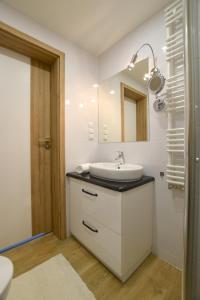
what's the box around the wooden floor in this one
[3,234,182,300]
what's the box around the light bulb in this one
[143,73,150,81]
[127,62,135,71]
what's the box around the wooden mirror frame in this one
[121,82,148,142]
[0,21,66,239]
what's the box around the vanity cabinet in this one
[68,175,154,282]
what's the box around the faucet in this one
[114,151,125,165]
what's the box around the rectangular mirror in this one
[98,58,149,143]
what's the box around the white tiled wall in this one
[0,47,32,248]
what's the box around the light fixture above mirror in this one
[127,43,165,110]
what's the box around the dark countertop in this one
[66,172,155,192]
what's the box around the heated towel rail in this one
[165,0,185,189]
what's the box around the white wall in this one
[0,2,99,173]
[0,47,32,248]
[98,11,185,269]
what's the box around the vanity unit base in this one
[68,174,154,281]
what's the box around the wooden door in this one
[31,59,52,235]
[0,21,66,240]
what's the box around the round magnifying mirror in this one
[148,67,165,94]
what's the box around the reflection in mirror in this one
[98,58,149,143]
[121,83,147,142]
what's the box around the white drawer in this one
[70,178,121,234]
[72,213,122,276]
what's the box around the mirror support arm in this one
[130,43,156,69]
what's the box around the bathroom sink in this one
[90,163,143,182]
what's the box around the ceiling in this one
[3,0,172,55]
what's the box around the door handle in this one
[38,137,51,149]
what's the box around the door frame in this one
[0,21,66,240]
[120,82,147,142]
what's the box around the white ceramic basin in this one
[90,162,143,182]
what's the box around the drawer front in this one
[73,213,121,276]
[70,178,121,234]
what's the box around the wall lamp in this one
[127,43,166,111]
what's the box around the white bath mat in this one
[7,254,96,300]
